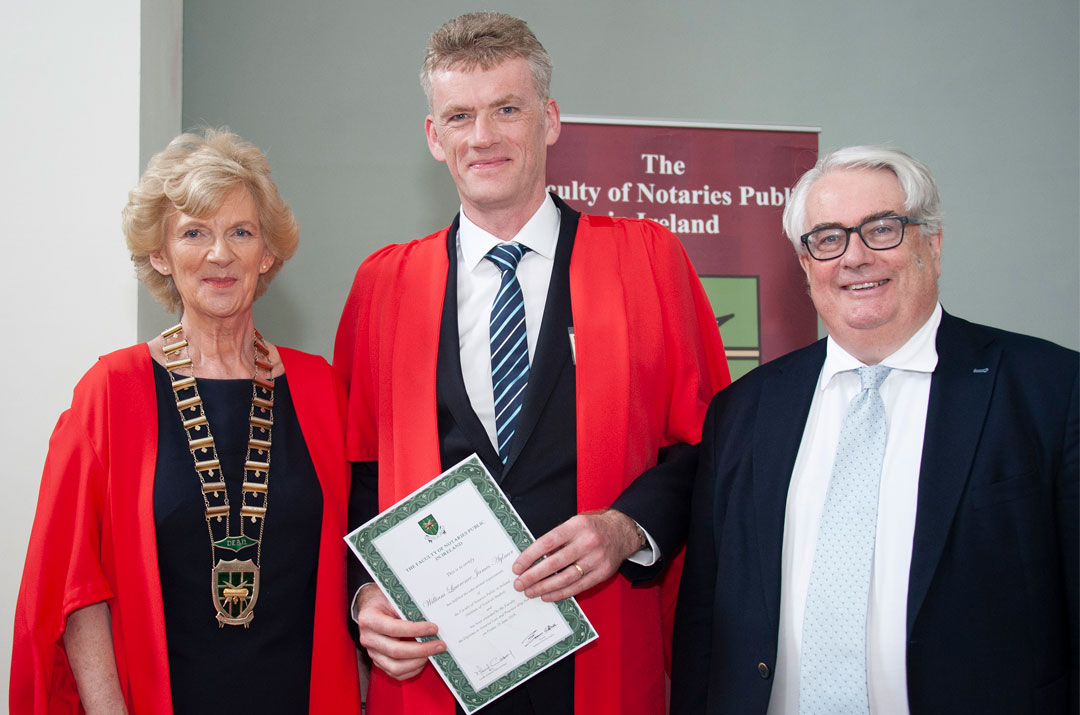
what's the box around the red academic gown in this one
[10,344,362,715]
[335,213,730,714]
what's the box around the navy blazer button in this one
[758,662,771,679]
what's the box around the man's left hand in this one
[511,509,643,601]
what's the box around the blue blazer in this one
[672,311,1078,715]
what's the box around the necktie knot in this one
[857,364,891,392]
[485,243,529,275]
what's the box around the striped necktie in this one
[799,364,892,715]
[485,243,531,464]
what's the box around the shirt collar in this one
[819,303,942,390]
[458,194,561,272]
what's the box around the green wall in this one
[144,0,1079,356]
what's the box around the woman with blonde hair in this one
[11,129,361,714]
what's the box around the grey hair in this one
[782,145,943,254]
[420,12,553,106]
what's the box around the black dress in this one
[152,363,322,713]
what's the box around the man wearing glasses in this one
[672,145,1077,715]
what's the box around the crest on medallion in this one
[213,559,259,627]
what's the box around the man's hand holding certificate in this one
[353,587,443,680]
[510,508,648,601]
[346,456,597,714]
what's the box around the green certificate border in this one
[346,455,598,713]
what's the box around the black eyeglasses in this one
[800,216,926,261]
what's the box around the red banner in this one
[547,118,818,378]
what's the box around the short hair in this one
[420,12,553,106]
[782,145,944,255]
[122,128,298,312]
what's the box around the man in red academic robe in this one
[334,12,729,715]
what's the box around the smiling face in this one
[424,57,560,234]
[800,168,942,363]
[149,187,274,324]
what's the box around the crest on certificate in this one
[418,514,443,540]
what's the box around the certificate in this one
[345,455,598,713]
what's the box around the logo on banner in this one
[700,276,762,381]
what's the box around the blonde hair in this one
[122,128,298,312]
[420,12,553,105]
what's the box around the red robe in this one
[334,214,730,714]
[10,344,361,715]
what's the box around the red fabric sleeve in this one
[640,220,731,674]
[11,362,120,714]
[333,235,448,501]
[570,215,730,714]
[334,234,456,714]
[334,252,382,462]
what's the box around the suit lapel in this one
[906,311,999,636]
[753,341,824,627]
[503,198,580,473]
[438,216,503,471]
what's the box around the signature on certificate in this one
[521,623,561,648]
[474,651,514,678]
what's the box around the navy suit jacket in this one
[672,311,1078,715]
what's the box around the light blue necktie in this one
[799,364,892,715]
[485,243,531,464]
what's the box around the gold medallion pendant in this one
[213,559,260,627]
[162,323,275,628]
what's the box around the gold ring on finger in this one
[572,562,585,578]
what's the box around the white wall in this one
[0,0,180,704]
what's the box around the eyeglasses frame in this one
[800,215,927,261]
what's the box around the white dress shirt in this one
[456,196,560,450]
[767,303,942,715]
